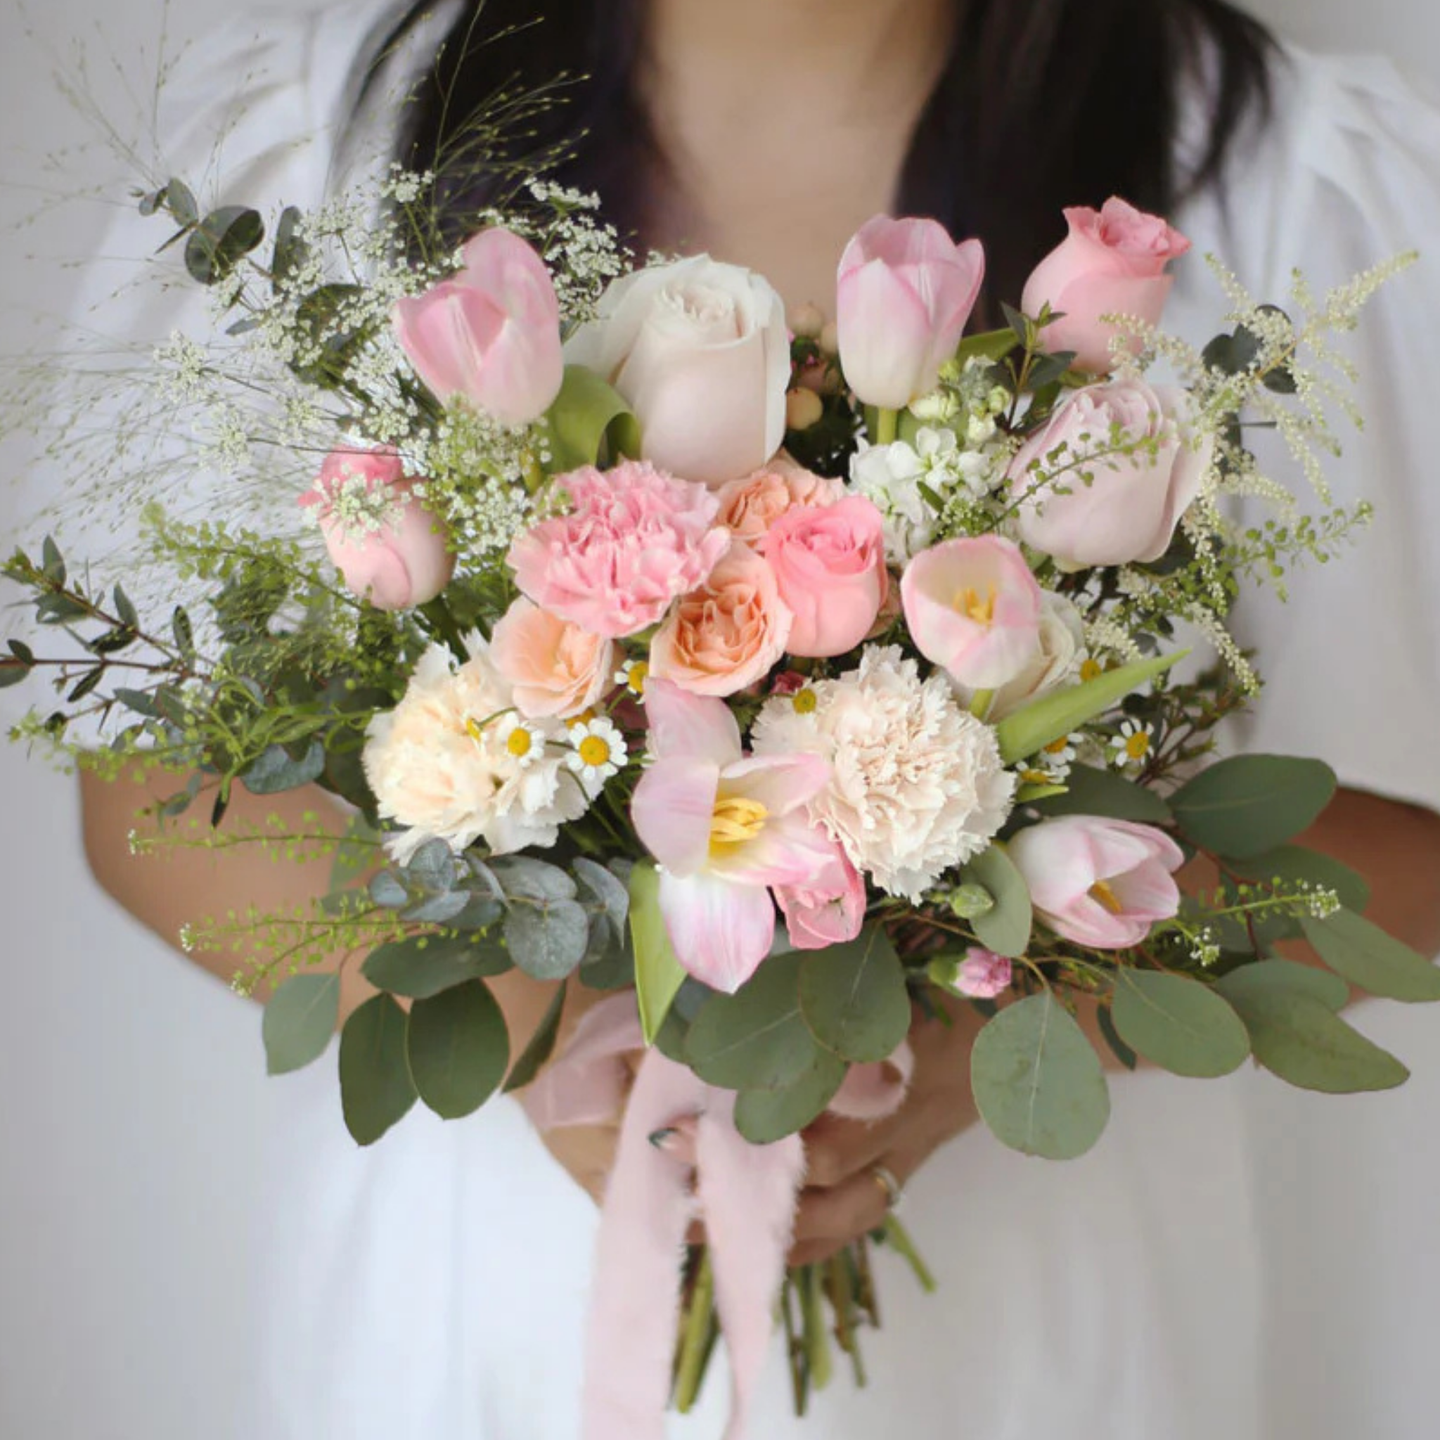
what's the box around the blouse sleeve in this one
[1175,46,1440,817]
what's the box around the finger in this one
[801,1111,905,1190]
[792,1161,895,1250]
[647,1116,698,1168]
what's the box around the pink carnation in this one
[507,461,730,639]
[955,948,1013,999]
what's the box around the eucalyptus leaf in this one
[504,899,590,981]
[686,952,816,1090]
[971,993,1111,1159]
[733,1050,848,1145]
[1300,908,1440,1003]
[1170,755,1336,859]
[339,995,416,1146]
[630,861,687,1045]
[1217,957,1349,1012]
[503,980,567,1093]
[962,846,1033,958]
[490,855,577,902]
[1029,764,1173,824]
[402,892,474,926]
[240,740,326,795]
[362,933,510,998]
[1111,970,1250,1078]
[995,651,1187,766]
[406,981,509,1120]
[184,205,265,285]
[1095,1004,1138,1071]
[368,871,410,910]
[573,857,630,941]
[262,973,340,1075]
[405,838,461,893]
[798,925,911,1065]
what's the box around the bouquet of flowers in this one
[3,147,1433,1432]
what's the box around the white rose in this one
[985,592,1087,720]
[566,255,790,487]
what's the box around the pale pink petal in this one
[720,753,830,817]
[658,871,776,993]
[631,758,721,877]
[644,678,742,766]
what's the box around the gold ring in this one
[869,1164,903,1212]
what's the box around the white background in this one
[1,3,1437,1438]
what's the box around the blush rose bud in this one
[1008,816,1185,950]
[1006,378,1212,570]
[1022,198,1192,374]
[899,535,1044,694]
[836,215,986,409]
[300,447,455,611]
[391,227,564,425]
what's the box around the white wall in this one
[0,3,1436,1438]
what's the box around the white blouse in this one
[8,9,1440,1439]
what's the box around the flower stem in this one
[874,407,900,446]
[801,1265,834,1390]
[673,1249,715,1414]
[418,595,468,657]
[969,688,996,721]
[881,1214,937,1293]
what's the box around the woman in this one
[69,0,1440,1436]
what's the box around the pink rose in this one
[1007,378,1212,569]
[650,544,793,697]
[1008,816,1184,950]
[836,216,986,408]
[507,461,729,639]
[775,843,866,951]
[955,948,1013,999]
[900,535,1043,693]
[713,457,843,545]
[300,447,454,611]
[1022,199,1191,374]
[490,598,615,719]
[392,228,563,425]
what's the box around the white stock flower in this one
[362,638,589,863]
[752,645,1015,901]
[985,591,1087,720]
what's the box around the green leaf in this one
[798,925,911,1065]
[543,365,641,473]
[1170,755,1336,860]
[271,205,309,287]
[338,995,416,1145]
[112,584,140,629]
[962,845,1033,959]
[1029,764,1173,824]
[490,855,577,901]
[573,857,630,941]
[504,899,590,981]
[686,952,816,1090]
[184,206,265,286]
[502,979,568,1093]
[1111,970,1250,1078]
[164,177,198,226]
[240,740,327,795]
[1218,957,1348,1011]
[406,981,509,1119]
[0,658,32,689]
[361,933,510,998]
[1228,845,1370,914]
[995,651,1188,766]
[1300,908,1440,1003]
[733,1050,848,1145]
[954,327,1020,366]
[1096,1004,1138,1071]
[262,973,340,1075]
[630,862,687,1045]
[970,993,1111,1159]
[1215,965,1408,1094]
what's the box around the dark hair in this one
[372,0,1274,304]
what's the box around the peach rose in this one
[490,598,615,719]
[713,457,843,545]
[649,544,793,697]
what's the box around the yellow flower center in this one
[626,662,649,695]
[956,584,998,626]
[1124,730,1151,761]
[1080,658,1104,683]
[709,794,768,851]
[465,716,488,745]
[792,687,818,715]
[577,734,612,768]
[506,726,534,758]
[1089,880,1125,915]
[1044,736,1072,756]
[1020,768,1051,787]
[568,707,598,730]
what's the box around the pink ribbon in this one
[521,994,912,1440]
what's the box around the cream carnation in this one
[362,637,589,863]
[752,645,1014,900]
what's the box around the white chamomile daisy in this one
[567,716,627,793]
[614,658,649,698]
[1108,719,1155,770]
[1039,732,1079,778]
[495,713,546,769]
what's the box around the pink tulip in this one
[630,680,839,992]
[391,228,563,425]
[836,216,986,409]
[760,495,889,658]
[774,845,866,951]
[1022,199,1191,374]
[899,536,1043,693]
[300,447,454,611]
[1008,816,1184,950]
